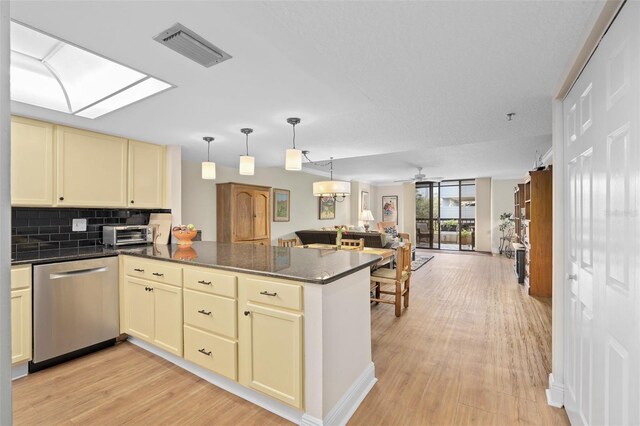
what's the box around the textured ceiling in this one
[10,1,598,183]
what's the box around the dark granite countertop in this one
[120,241,381,284]
[11,246,119,265]
[12,242,381,284]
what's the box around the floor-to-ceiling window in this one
[415,180,476,251]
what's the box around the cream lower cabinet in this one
[11,265,32,365]
[239,276,304,409]
[122,257,183,357]
[121,256,304,410]
[182,266,238,380]
[124,277,183,356]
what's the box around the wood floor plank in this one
[13,250,568,425]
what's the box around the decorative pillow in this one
[383,226,398,237]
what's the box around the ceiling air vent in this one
[154,23,232,68]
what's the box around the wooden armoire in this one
[216,183,271,245]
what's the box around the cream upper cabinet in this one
[128,140,165,208]
[11,265,32,365]
[56,125,128,207]
[11,116,55,206]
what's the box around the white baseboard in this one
[128,337,303,424]
[546,373,564,408]
[11,363,28,380]
[301,362,377,426]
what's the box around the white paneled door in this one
[563,2,639,425]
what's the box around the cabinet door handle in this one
[134,268,145,272]
[131,200,135,204]
[244,311,251,316]
[198,348,212,356]
[260,291,277,297]
[152,272,164,277]
[198,309,212,316]
[59,196,64,201]
[198,280,212,285]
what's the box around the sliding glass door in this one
[415,180,476,251]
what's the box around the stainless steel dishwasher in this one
[31,256,119,371]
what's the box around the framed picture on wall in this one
[318,196,336,220]
[361,190,370,211]
[382,195,398,224]
[273,188,290,222]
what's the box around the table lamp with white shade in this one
[360,210,375,232]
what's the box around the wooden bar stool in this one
[278,238,298,247]
[370,243,411,317]
[341,238,364,250]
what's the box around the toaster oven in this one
[103,225,153,246]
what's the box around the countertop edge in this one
[120,251,382,284]
[11,251,119,266]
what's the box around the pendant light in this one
[312,157,350,202]
[239,128,255,176]
[285,117,302,171]
[201,136,216,180]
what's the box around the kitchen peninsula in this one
[118,242,379,425]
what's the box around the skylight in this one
[10,21,174,119]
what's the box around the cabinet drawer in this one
[11,265,31,290]
[184,267,236,298]
[184,325,237,380]
[246,278,302,311]
[184,289,237,338]
[124,257,182,286]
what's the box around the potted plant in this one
[498,212,514,254]
[460,228,472,245]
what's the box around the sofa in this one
[295,229,387,248]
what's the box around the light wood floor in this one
[13,251,568,425]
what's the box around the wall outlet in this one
[72,218,87,232]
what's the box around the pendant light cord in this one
[292,123,296,149]
[245,133,249,156]
[329,157,334,181]
[207,141,211,161]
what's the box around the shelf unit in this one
[521,168,553,297]
[513,183,525,242]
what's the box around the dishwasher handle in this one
[49,266,109,280]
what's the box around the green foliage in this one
[441,219,458,231]
[499,212,514,232]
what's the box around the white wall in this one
[181,160,356,242]
[165,145,182,225]
[475,177,492,252]
[375,183,414,239]
[0,0,11,421]
[490,178,521,254]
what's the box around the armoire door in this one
[563,2,639,425]
[233,189,255,242]
[252,190,270,240]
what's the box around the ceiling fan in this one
[394,167,443,183]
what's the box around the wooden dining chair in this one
[370,243,411,317]
[341,238,365,250]
[278,237,298,247]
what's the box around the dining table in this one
[296,243,395,269]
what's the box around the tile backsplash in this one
[11,207,171,253]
